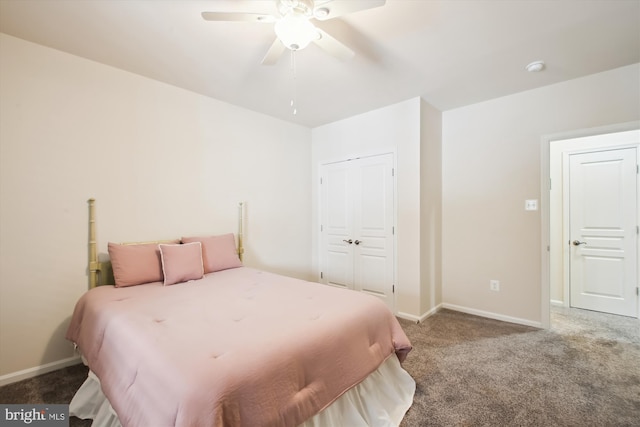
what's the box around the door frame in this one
[317,150,398,312]
[540,121,640,328]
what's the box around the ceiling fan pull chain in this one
[290,49,298,115]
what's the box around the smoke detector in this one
[525,61,545,72]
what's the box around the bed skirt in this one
[70,355,415,427]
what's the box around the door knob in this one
[343,239,353,244]
[572,240,587,246]
[354,240,362,245]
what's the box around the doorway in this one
[544,126,640,328]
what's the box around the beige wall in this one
[0,34,311,380]
[311,98,422,318]
[311,98,443,320]
[2,30,638,383]
[442,64,640,326]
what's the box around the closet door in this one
[320,153,395,311]
[321,161,354,290]
[353,155,395,309]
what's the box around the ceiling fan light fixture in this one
[274,14,318,50]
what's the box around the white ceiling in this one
[1,0,638,128]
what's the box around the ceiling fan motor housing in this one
[278,0,315,17]
[201,0,372,63]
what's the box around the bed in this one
[66,199,415,427]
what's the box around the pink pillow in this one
[159,242,204,286]
[181,234,242,273]
[108,242,171,287]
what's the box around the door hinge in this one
[392,226,395,235]
[320,177,323,184]
[549,178,552,190]
[320,272,323,279]
[636,286,639,296]
[392,285,395,293]
[320,224,323,232]
[392,168,395,177]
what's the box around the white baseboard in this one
[0,356,82,387]
[550,299,565,307]
[397,304,442,323]
[396,311,420,323]
[441,303,543,328]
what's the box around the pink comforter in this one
[66,267,412,427]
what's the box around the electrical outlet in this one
[490,280,500,291]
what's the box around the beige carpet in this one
[399,307,640,427]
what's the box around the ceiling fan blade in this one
[261,39,287,65]
[313,0,386,21]
[201,12,276,23]
[313,29,354,61]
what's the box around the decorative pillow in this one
[159,242,204,286]
[181,233,242,273]
[108,242,176,288]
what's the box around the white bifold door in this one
[319,153,395,311]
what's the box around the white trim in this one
[442,303,542,328]
[0,356,82,387]
[396,312,421,323]
[540,135,551,329]
[397,304,441,324]
[550,299,565,307]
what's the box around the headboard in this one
[87,198,245,288]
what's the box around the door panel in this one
[353,155,394,309]
[359,252,388,297]
[320,154,395,310]
[325,249,351,289]
[322,163,354,289]
[359,163,388,232]
[358,236,390,297]
[325,167,351,237]
[584,255,624,296]
[569,147,637,317]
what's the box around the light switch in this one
[525,199,538,211]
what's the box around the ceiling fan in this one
[201,0,386,65]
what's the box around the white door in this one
[320,154,395,310]
[569,147,638,317]
[322,162,353,290]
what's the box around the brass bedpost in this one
[88,198,99,288]
[238,202,245,262]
